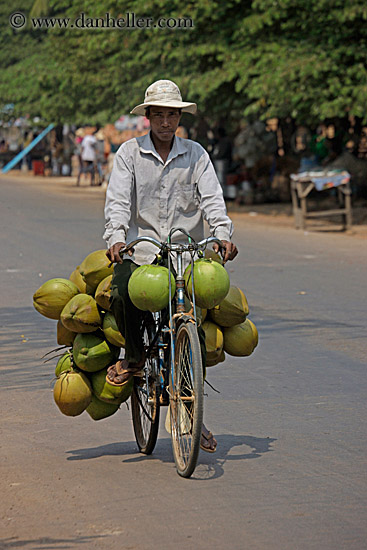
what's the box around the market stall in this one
[290,170,352,231]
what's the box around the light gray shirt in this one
[104,132,233,265]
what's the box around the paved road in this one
[1,176,366,550]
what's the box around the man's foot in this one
[200,424,217,453]
[106,357,145,386]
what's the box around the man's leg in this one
[197,321,217,452]
[197,323,207,380]
[109,260,145,364]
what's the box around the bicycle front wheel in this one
[169,320,204,478]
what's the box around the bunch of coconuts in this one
[126,248,259,364]
[33,248,258,419]
[187,250,259,369]
[33,250,132,420]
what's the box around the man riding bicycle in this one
[104,80,237,452]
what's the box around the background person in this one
[212,127,232,197]
[79,128,97,185]
[94,128,106,185]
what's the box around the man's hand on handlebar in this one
[106,242,133,264]
[213,240,238,263]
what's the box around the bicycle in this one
[119,228,223,478]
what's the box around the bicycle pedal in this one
[159,394,169,406]
[133,369,145,378]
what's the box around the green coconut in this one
[69,266,87,293]
[57,320,77,346]
[210,286,249,327]
[53,371,92,416]
[184,258,230,309]
[55,351,74,377]
[86,394,120,421]
[33,278,79,320]
[247,318,259,348]
[95,274,112,311]
[79,250,114,294]
[91,368,133,405]
[206,349,225,367]
[128,264,176,312]
[60,294,102,333]
[223,318,258,357]
[102,311,125,348]
[202,320,224,365]
[73,332,120,372]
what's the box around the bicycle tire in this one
[131,320,160,455]
[169,320,204,478]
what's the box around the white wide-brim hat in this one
[94,129,105,140]
[130,79,197,116]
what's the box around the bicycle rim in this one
[170,321,204,478]
[131,322,160,454]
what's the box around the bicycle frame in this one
[119,228,223,393]
[127,229,224,474]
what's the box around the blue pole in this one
[1,123,55,174]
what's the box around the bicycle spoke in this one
[131,317,160,455]
[135,386,154,423]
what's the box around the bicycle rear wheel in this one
[131,319,160,455]
[169,320,204,478]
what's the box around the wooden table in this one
[290,171,352,231]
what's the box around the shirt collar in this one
[139,131,188,164]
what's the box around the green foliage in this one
[0,0,366,124]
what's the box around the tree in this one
[230,0,367,123]
[1,0,366,125]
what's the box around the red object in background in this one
[226,173,240,186]
[32,160,45,175]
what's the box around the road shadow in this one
[0,534,105,549]
[251,305,365,337]
[66,440,141,461]
[192,433,276,480]
[66,434,276,480]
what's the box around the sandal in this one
[200,428,217,453]
[106,358,145,386]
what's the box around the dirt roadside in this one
[2,170,367,238]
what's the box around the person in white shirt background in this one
[77,129,97,186]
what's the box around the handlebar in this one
[119,235,223,258]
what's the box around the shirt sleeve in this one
[195,149,234,242]
[103,146,134,248]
